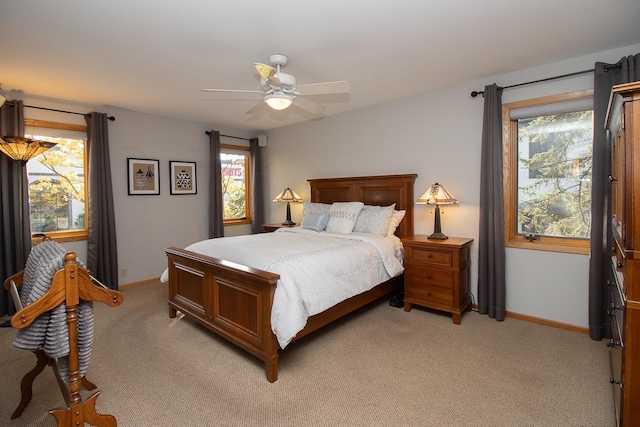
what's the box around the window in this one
[24,119,88,242]
[503,90,593,254]
[221,144,252,225]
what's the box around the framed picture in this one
[169,161,197,195]
[127,158,160,195]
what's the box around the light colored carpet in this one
[0,282,615,426]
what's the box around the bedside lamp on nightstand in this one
[416,182,458,240]
[273,187,302,225]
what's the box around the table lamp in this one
[415,182,458,240]
[273,187,302,225]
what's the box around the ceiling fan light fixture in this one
[264,93,293,110]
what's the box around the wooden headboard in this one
[307,174,417,239]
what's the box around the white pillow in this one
[301,212,330,232]
[353,204,396,235]
[326,202,364,234]
[386,210,406,236]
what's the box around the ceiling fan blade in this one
[293,96,326,116]
[201,88,263,94]
[295,81,351,96]
[246,101,266,114]
[254,63,281,87]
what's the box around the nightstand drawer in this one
[405,282,453,306]
[405,264,454,288]
[406,247,451,266]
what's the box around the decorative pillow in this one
[302,202,331,216]
[326,202,364,234]
[301,212,330,232]
[353,204,396,235]
[386,209,406,236]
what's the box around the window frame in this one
[220,143,252,226]
[502,89,593,255]
[24,119,88,244]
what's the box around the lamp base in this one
[282,220,296,226]
[428,232,449,240]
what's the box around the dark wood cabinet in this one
[606,81,640,426]
[401,236,473,324]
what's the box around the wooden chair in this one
[4,248,123,427]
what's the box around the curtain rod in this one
[24,104,115,121]
[205,130,251,141]
[469,64,622,98]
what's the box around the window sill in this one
[32,231,88,245]
[223,219,252,227]
[505,236,589,255]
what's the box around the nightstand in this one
[262,223,297,233]
[401,235,473,324]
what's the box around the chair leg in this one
[81,376,97,390]
[11,350,49,420]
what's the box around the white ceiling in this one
[1,0,639,132]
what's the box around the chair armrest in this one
[3,270,24,290]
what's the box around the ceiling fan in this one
[201,53,351,116]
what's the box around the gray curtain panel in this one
[250,137,265,234]
[477,84,506,321]
[0,100,31,317]
[85,112,119,290]
[208,130,224,238]
[588,54,640,340]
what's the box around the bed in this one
[164,174,416,382]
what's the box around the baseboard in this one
[471,304,589,334]
[119,277,161,290]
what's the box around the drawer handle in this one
[606,339,621,347]
[608,175,617,182]
[612,246,616,253]
[427,274,432,279]
[617,262,623,269]
[427,254,433,259]
[427,291,432,296]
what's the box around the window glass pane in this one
[25,134,86,232]
[221,152,247,220]
[516,110,593,239]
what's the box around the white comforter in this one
[161,228,404,348]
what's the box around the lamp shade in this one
[273,187,301,226]
[0,136,57,163]
[416,183,458,240]
[273,187,302,203]
[415,183,458,206]
[264,93,293,110]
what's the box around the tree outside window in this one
[24,120,88,242]
[503,90,593,254]
[517,110,593,239]
[221,151,251,223]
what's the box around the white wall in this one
[17,95,255,285]
[263,43,640,329]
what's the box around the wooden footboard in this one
[165,247,403,382]
[165,247,281,382]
